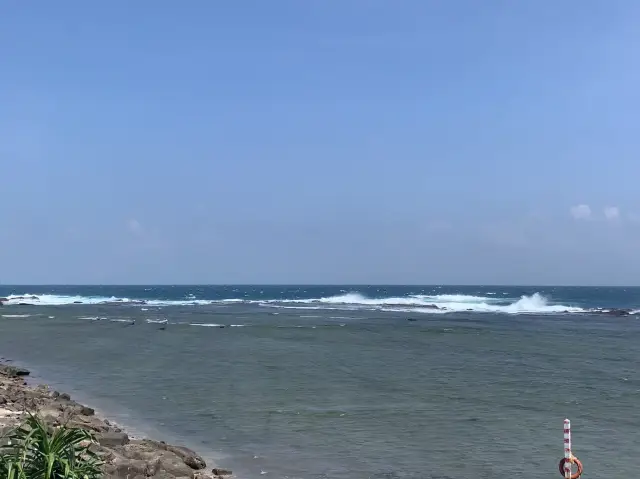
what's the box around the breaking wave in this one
[0,294,212,307]
[0,291,586,315]
[258,292,582,314]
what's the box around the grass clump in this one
[0,414,103,479]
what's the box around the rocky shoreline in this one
[0,362,233,479]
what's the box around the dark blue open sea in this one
[1,285,640,478]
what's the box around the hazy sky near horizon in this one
[2,1,640,285]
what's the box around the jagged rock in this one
[42,414,59,426]
[194,472,216,479]
[79,405,95,416]
[184,455,207,470]
[165,445,206,470]
[212,468,232,476]
[88,442,116,462]
[152,472,178,479]
[118,441,163,462]
[59,392,71,400]
[104,458,149,478]
[0,365,30,377]
[98,431,130,447]
[61,401,95,417]
[122,441,205,472]
[67,415,110,433]
[157,452,197,478]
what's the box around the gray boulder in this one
[97,431,130,447]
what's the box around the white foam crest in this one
[3,294,137,306]
[261,292,581,315]
[1,291,584,315]
[1,293,214,307]
[145,299,212,306]
[425,294,498,303]
[1,314,32,318]
[189,323,224,327]
[406,293,582,315]
[265,292,500,307]
[145,319,168,324]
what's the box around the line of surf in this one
[0,292,594,315]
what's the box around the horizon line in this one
[1,283,639,288]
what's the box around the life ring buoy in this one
[558,456,583,479]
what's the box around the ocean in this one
[1,285,639,478]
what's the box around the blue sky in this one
[1,1,640,285]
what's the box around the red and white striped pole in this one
[563,419,572,479]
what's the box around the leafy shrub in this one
[0,414,103,479]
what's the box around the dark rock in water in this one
[592,308,633,317]
[59,392,71,400]
[0,364,31,377]
[97,431,130,447]
[73,301,83,304]
[407,318,417,322]
[165,444,207,470]
[212,468,232,476]
[184,454,207,470]
[423,304,439,309]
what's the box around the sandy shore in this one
[0,361,233,479]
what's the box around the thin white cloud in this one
[570,204,591,220]
[604,206,620,220]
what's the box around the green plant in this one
[0,414,103,479]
